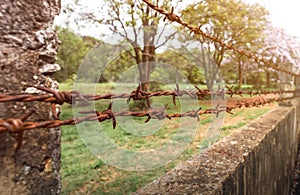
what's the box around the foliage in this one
[180,0,270,89]
[225,24,300,88]
[55,28,138,83]
[157,49,205,84]
[259,25,300,86]
[54,27,99,82]
[261,25,300,68]
[78,43,135,83]
[57,0,300,89]
[64,0,184,90]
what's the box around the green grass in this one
[59,82,275,194]
[221,122,247,131]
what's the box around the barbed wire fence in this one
[0,84,299,149]
[1,1,300,151]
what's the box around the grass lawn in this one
[59,82,275,194]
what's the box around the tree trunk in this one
[139,45,155,91]
[203,46,225,90]
[203,57,219,90]
[266,70,270,88]
[238,63,242,87]
[238,56,243,88]
[138,20,156,91]
[0,0,61,194]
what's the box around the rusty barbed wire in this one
[1,91,296,150]
[0,109,35,151]
[0,85,297,106]
[141,0,299,77]
[0,95,294,134]
[0,82,297,151]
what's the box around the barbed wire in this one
[0,85,296,106]
[141,0,299,77]
[0,96,287,134]
[1,83,296,150]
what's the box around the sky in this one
[244,0,300,39]
[54,0,300,40]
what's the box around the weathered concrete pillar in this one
[0,0,61,194]
[278,70,294,104]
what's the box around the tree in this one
[68,0,181,91]
[180,0,269,89]
[258,25,300,88]
[54,27,98,82]
[157,49,205,85]
[99,48,137,82]
[222,24,300,89]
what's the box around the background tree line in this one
[55,0,300,90]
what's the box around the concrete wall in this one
[135,99,300,195]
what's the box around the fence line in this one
[0,84,296,150]
[0,98,274,131]
[1,85,297,106]
[141,0,299,77]
[0,87,296,133]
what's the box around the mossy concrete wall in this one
[135,100,300,194]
